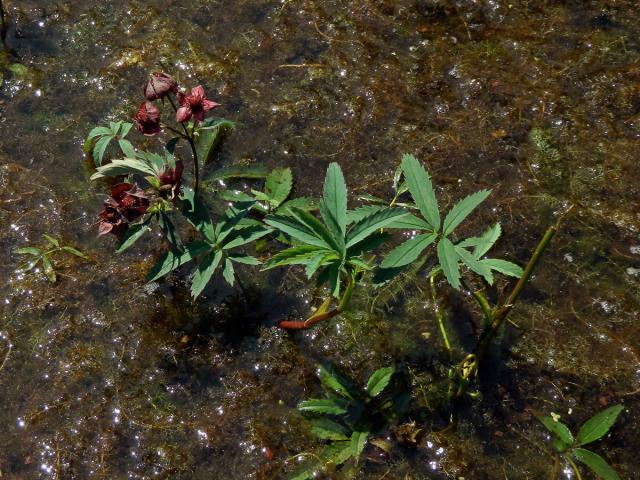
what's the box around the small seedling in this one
[291,365,404,480]
[539,405,623,480]
[14,234,89,282]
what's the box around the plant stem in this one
[430,269,451,355]
[565,454,583,480]
[279,275,356,329]
[0,0,6,44]
[475,224,557,360]
[166,93,200,194]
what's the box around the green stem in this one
[430,269,451,355]
[475,224,557,360]
[565,454,583,480]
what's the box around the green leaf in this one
[347,205,383,224]
[318,365,356,399]
[146,242,210,282]
[380,232,437,269]
[366,366,394,397]
[116,218,153,253]
[42,234,60,247]
[165,137,180,154]
[265,215,330,249]
[15,247,42,256]
[191,250,223,298]
[321,163,348,239]
[350,431,369,458]
[262,245,329,269]
[327,262,341,298]
[92,135,113,167]
[297,398,349,415]
[195,118,234,165]
[158,213,181,249]
[90,158,157,180]
[87,126,113,141]
[118,139,136,158]
[473,223,502,258]
[346,208,408,248]
[119,122,133,138]
[222,258,235,286]
[265,168,292,207]
[278,197,316,213]
[41,255,56,282]
[347,231,391,257]
[401,154,440,231]
[455,245,494,285]
[540,416,574,449]
[437,237,461,289]
[480,259,523,278]
[576,405,624,447]
[228,255,260,265]
[305,252,336,279]
[16,259,40,273]
[288,207,343,252]
[222,226,272,250]
[385,213,433,231]
[311,418,350,441]
[572,448,621,480]
[205,163,268,182]
[61,246,89,260]
[181,188,215,242]
[442,189,491,236]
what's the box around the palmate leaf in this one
[92,135,113,167]
[455,245,494,285]
[347,231,390,257]
[288,207,343,254]
[480,259,523,278]
[191,250,223,298]
[540,416,574,449]
[147,241,210,282]
[442,189,491,236]
[265,167,292,207]
[87,126,113,140]
[311,418,350,440]
[575,405,624,447]
[305,251,337,279]
[90,158,157,180]
[365,367,394,397]
[118,139,136,158]
[437,237,461,289]
[380,232,437,269]
[345,208,408,248]
[265,214,331,249]
[572,448,621,480]
[298,398,349,415]
[321,163,348,239]
[262,245,330,269]
[116,216,153,253]
[401,154,440,231]
[221,225,272,250]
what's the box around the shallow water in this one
[1,1,640,478]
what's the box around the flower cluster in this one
[133,72,221,135]
[98,183,149,236]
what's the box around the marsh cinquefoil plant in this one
[262,163,409,329]
[292,365,403,480]
[14,234,89,282]
[539,405,623,480]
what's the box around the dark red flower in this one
[98,183,149,237]
[133,101,161,136]
[176,85,221,124]
[158,160,184,199]
[144,72,178,101]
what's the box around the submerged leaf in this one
[310,418,350,441]
[366,367,394,397]
[297,398,349,415]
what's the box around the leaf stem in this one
[279,275,356,329]
[166,93,200,194]
[430,269,451,355]
[475,224,556,360]
[564,454,583,480]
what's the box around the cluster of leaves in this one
[539,405,623,480]
[15,234,89,282]
[84,121,136,167]
[292,365,403,480]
